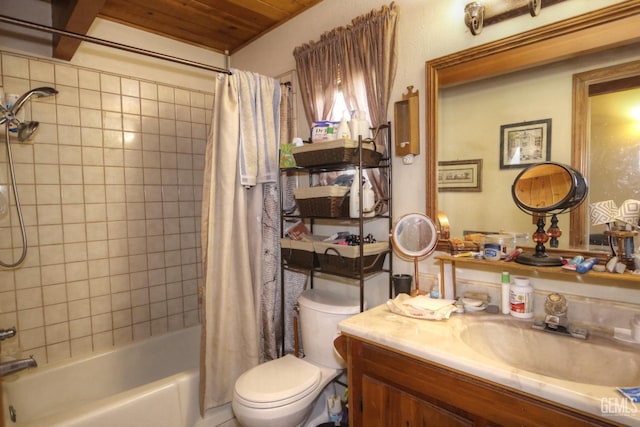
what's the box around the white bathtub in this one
[2,325,234,427]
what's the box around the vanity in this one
[335,306,639,426]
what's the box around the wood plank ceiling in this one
[51,0,323,60]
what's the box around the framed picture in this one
[500,119,551,169]
[438,159,482,192]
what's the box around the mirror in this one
[426,3,640,251]
[511,162,588,266]
[390,213,438,295]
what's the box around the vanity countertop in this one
[337,304,640,426]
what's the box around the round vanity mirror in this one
[512,162,587,214]
[511,162,588,266]
[390,213,439,294]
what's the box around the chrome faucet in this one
[0,327,16,341]
[0,356,37,377]
[532,293,589,339]
[0,327,38,377]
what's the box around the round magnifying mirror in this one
[390,213,438,294]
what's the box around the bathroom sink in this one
[459,320,640,387]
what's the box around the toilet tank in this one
[297,289,361,369]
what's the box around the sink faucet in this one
[532,293,588,339]
[0,356,37,377]
[0,327,38,377]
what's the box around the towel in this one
[386,294,457,320]
[235,69,281,187]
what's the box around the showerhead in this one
[16,121,39,142]
[10,87,58,115]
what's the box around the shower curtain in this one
[199,70,281,412]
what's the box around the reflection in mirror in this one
[571,59,640,252]
[426,3,640,252]
[391,213,438,295]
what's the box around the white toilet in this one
[232,288,360,427]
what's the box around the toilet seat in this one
[234,355,321,409]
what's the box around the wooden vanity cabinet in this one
[334,335,621,427]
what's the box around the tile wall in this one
[0,51,212,364]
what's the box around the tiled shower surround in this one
[0,51,212,363]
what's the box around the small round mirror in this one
[390,213,438,294]
[391,213,438,259]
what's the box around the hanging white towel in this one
[235,69,281,187]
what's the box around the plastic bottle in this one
[336,116,351,140]
[349,168,361,218]
[501,271,510,314]
[510,277,534,318]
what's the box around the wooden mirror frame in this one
[426,1,640,252]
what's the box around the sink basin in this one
[459,320,640,386]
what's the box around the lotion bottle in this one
[349,168,361,218]
[501,271,510,314]
[336,115,351,140]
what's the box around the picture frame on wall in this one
[499,119,551,169]
[438,159,482,192]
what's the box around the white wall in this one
[232,0,639,308]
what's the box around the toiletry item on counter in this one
[482,241,502,261]
[504,248,523,261]
[509,276,534,318]
[501,271,510,314]
[576,257,598,274]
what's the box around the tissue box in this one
[292,138,383,168]
[314,241,389,277]
[279,143,297,168]
[281,238,316,270]
[294,186,350,218]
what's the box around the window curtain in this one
[293,3,398,210]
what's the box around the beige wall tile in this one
[2,51,209,364]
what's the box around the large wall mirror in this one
[426,1,640,252]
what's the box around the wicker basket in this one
[294,186,350,218]
[314,241,388,278]
[292,138,383,168]
[280,238,316,270]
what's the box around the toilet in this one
[232,288,360,427]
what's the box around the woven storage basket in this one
[294,186,350,218]
[314,241,388,277]
[292,138,383,168]
[280,238,316,270]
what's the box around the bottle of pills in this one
[510,277,534,318]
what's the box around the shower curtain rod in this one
[0,14,231,75]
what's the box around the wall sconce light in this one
[464,0,556,36]
[464,2,484,35]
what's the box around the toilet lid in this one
[234,354,321,409]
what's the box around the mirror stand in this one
[516,215,563,267]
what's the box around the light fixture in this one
[464,0,553,36]
[464,2,484,36]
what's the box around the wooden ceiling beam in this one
[52,0,107,60]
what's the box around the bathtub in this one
[2,325,234,427]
